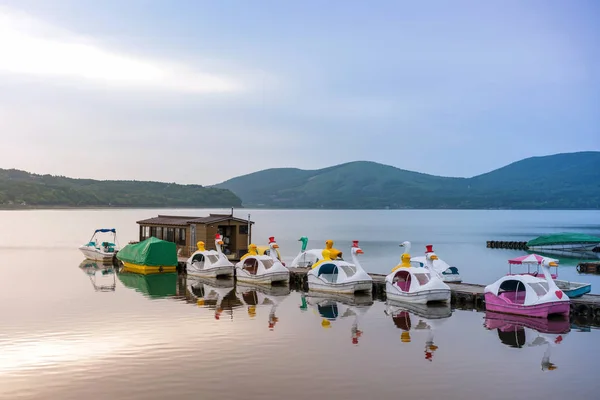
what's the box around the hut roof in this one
[136,214,254,226]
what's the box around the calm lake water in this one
[1,209,599,399]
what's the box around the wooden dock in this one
[287,267,600,321]
[171,262,600,324]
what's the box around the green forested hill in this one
[0,169,242,208]
[214,152,600,209]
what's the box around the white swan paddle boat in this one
[79,228,119,262]
[306,240,372,294]
[484,256,570,318]
[410,244,462,283]
[234,237,289,285]
[186,234,234,278]
[384,300,451,361]
[301,292,373,344]
[290,237,343,268]
[506,253,591,298]
[385,241,451,304]
[186,275,234,320]
[235,282,290,329]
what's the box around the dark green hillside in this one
[214,152,600,209]
[0,169,242,208]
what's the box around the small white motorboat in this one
[234,237,289,284]
[306,240,372,294]
[78,228,119,262]
[186,234,234,278]
[301,292,373,344]
[385,241,451,304]
[410,244,462,283]
[186,275,234,320]
[235,282,290,329]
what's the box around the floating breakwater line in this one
[486,241,529,250]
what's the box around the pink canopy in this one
[508,254,557,265]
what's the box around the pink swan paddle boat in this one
[484,256,570,318]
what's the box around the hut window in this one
[177,228,186,245]
[150,227,157,237]
[156,227,163,239]
[239,225,249,235]
[166,228,175,242]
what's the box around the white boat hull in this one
[441,274,462,283]
[528,243,599,252]
[307,277,372,294]
[187,265,233,278]
[386,288,450,304]
[79,246,115,262]
[235,270,289,285]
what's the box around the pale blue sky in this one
[0,0,598,184]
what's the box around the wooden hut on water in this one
[136,213,254,260]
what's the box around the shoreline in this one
[1,205,598,211]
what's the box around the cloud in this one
[0,6,242,93]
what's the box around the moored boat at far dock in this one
[526,233,600,253]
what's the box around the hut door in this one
[191,225,196,252]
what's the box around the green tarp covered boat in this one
[527,233,600,253]
[116,237,178,274]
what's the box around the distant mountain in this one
[0,169,242,208]
[214,152,600,209]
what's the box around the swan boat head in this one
[325,239,343,260]
[241,243,259,260]
[400,241,412,254]
[425,245,439,262]
[215,234,225,255]
[299,236,309,252]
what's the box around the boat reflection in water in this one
[235,282,291,329]
[186,276,235,320]
[117,269,178,299]
[300,292,373,344]
[79,260,116,292]
[384,300,452,361]
[483,311,570,371]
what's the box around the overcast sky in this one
[0,0,598,185]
